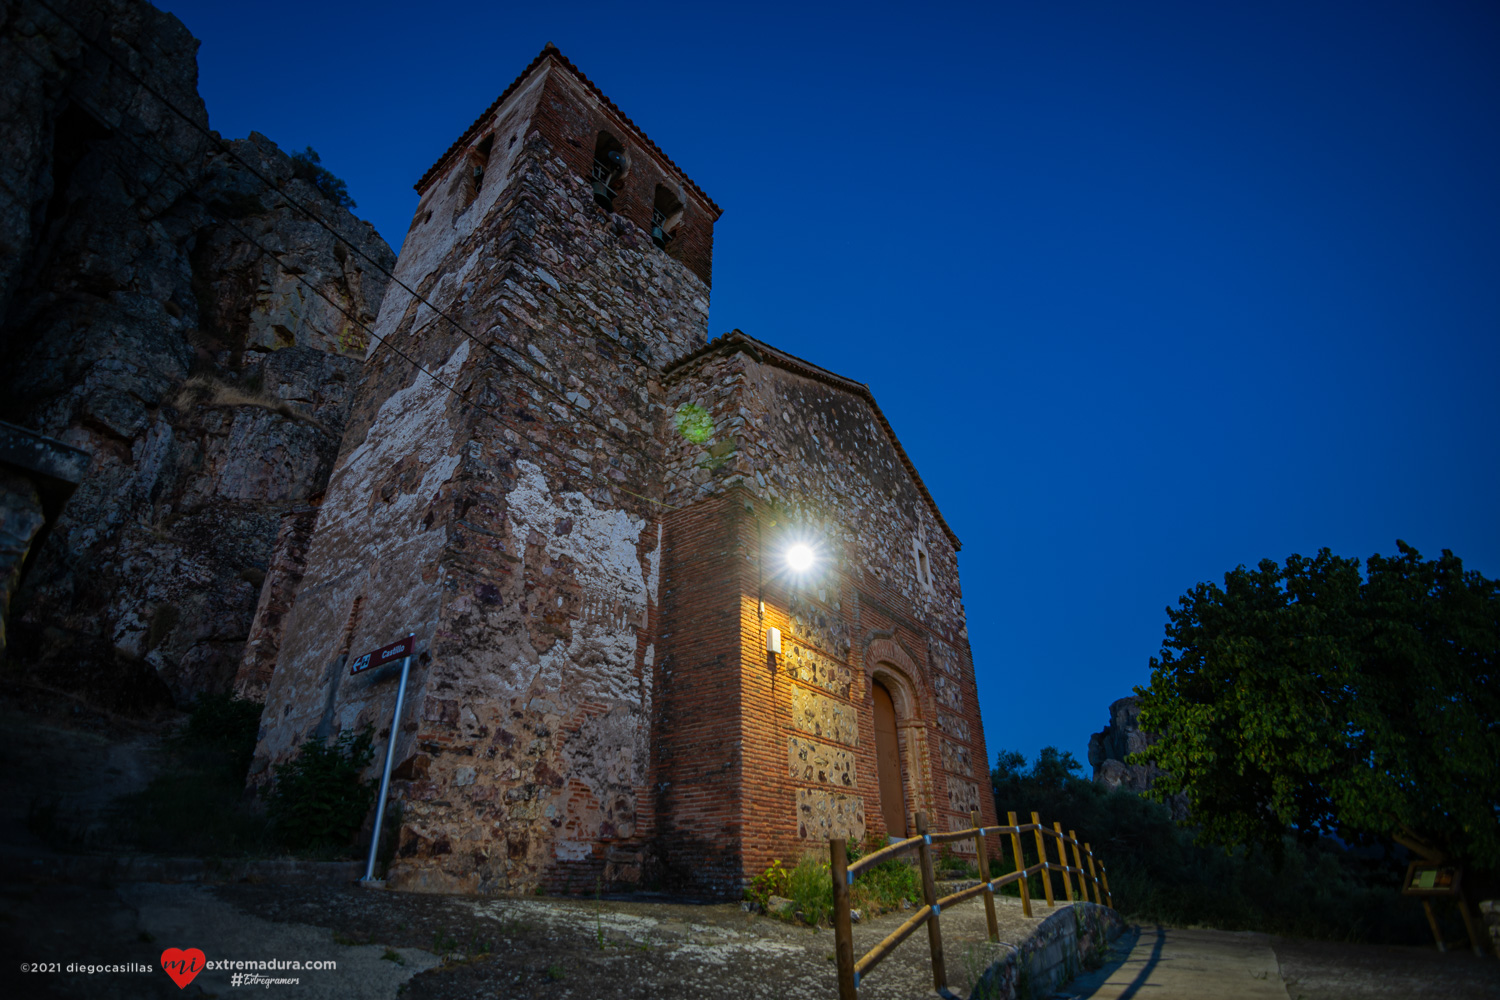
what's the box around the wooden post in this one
[1422,900,1447,952]
[1069,831,1095,904]
[1085,843,1102,905]
[1099,861,1113,908]
[971,810,999,942]
[1053,821,1074,902]
[1456,895,1484,957]
[1030,811,1055,908]
[914,812,946,989]
[830,838,858,1000]
[1007,811,1032,917]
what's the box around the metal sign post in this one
[359,633,416,883]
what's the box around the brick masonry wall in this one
[652,488,750,893]
[661,342,999,877]
[248,53,996,899]
[250,60,716,895]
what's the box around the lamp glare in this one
[786,543,814,574]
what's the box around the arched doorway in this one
[872,680,907,839]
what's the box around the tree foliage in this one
[1134,541,1499,868]
[290,146,356,209]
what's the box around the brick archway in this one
[864,636,929,838]
[866,637,924,700]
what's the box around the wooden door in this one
[872,681,907,838]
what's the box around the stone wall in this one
[249,55,714,896]
[242,46,997,899]
[658,337,997,882]
[0,0,392,708]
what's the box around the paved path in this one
[1061,925,1290,999]
[1059,924,1500,1000]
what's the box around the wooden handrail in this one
[927,828,982,847]
[936,880,993,910]
[830,808,1118,998]
[846,832,926,879]
[853,903,933,979]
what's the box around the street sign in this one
[349,635,415,675]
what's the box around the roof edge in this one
[415,44,722,219]
[663,331,962,552]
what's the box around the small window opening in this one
[590,132,627,211]
[651,185,684,251]
[913,537,935,594]
[454,134,494,215]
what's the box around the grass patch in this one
[746,840,922,928]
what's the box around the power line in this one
[25,0,692,481]
[7,38,682,513]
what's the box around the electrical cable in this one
[7,38,683,512]
[21,1,865,525]
[25,0,697,480]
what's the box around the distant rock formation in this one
[1088,696,1189,821]
[0,0,393,709]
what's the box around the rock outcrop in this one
[0,0,394,709]
[1088,695,1189,820]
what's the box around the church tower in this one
[248,46,995,899]
[250,45,720,894]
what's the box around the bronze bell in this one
[591,179,614,210]
[651,225,667,248]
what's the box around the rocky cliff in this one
[1088,695,1189,821]
[0,0,394,710]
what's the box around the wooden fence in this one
[829,809,1113,999]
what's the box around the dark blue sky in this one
[159,0,1500,771]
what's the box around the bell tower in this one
[249,45,721,894]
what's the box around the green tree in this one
[290,147,356,209]
[1134,541,1499,868]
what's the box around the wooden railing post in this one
[1099,860,1113,907]
[971,809,999,942]
[914,812,946,988]
[1006,811,1031,917]
[1053,821,1074,902]
[1084,842,1102,905]
[1068,831,1094,904]
[831,838,858,1000]
[1030,811,1055,908]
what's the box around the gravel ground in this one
[1,875,1064,999]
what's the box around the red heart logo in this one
[160,948,206,989]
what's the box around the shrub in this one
[115,694,272,856]
[172,692,263,781]
[749,845,923,926]
[746,858,789,907]
[785,854,834,926]
[268,726,376,851]
[290,147,356,209]
[991,745,1458,944]
[851,856,921,915]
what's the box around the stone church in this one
[242,45,996,896]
